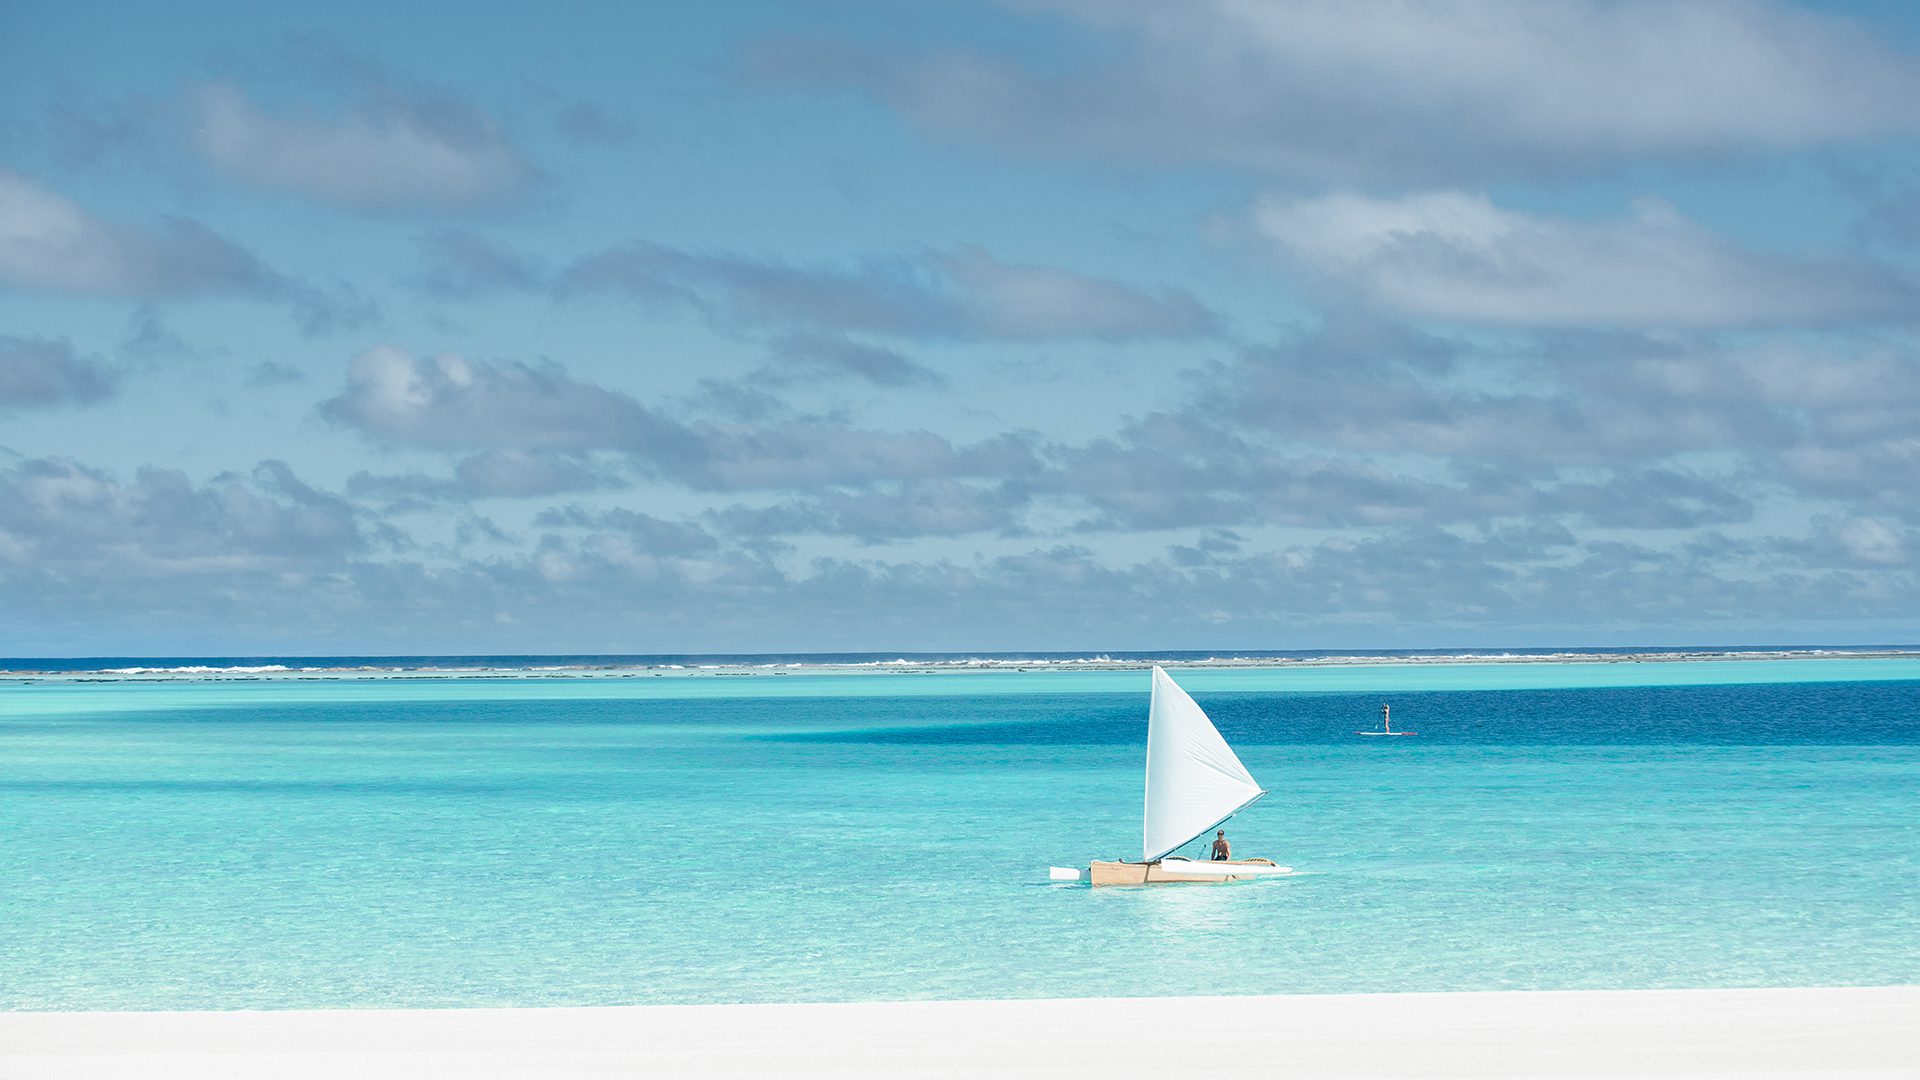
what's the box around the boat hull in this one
[1088,858,1282,886]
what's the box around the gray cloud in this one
[1770,515,1915,569]
[313,325,1917,553]
[707,479,1029,544]
[346,451,632,509]
[1534,468,1755,529]
[1256,191,1916,327]
[4,452,1911,653]
[416,229,546,297]
[0,172,370,339]
[1026,408,1758,536]
[417,232,1212,343]
[318,346,700,459]
[244,361,308,388]
[344,470,463,512]
[1198,327,1779,469]
[1025,321,1918,539]
[533,505,718,556]
[121,307,198,361]
[0,337,116,408]
[764,334,944,388]
[561,243,1216,341]
[320,346,1042,493]
[1773,439,1920,522]
[190,81,535,212]
[682,424,1041,492]
[289,281,383,338]
[0,456,362,572]
[454,449,630,498]
[741,531,1908,647]
[765,0,1920,183]
[0,169,276,298]
[1042,418,1444,533]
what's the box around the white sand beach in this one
[3,986,1914,1079]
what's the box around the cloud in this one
[320,346,1041,493]
[763,334,944,387]
[244,361,307,387]
[0,170,275,297]
[685,425,1041,492]
[1533,467,1755,529]
[1773,438,1920,522]
[0,173,372,336]
[1020,405,1755,535]
[1255,191,1915,327]
[418,234,1212,343]
[0,337,116,408]
[1184,321,1920,496]
[707,479,1030,544]
[191,82,535,212]
[1040,416,1448,532]
[1774,515,1914,569]
[533,505,718,556]
[288,281,383,337]
[767,0,1920,182]
[1031,317,1920,543]
[343,470,462,512]
[318,346,699,458]
[3,451,1912,653]
[0,456,362,573]
[416,229,546,296]
[312,324,1916,554]
[561,243,1216,341]
[347,451,632,508]
[454,449,631,498]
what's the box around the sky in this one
[4,0,1920,655]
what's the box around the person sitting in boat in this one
[1211,830,1231,861]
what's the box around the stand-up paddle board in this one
[1357,702,1416,736]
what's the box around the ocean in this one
[3,655,1917,1010]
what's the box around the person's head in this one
[1216,830,1225,838]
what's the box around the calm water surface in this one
[3,660,1916,1009]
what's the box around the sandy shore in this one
[3,987,1915,1079]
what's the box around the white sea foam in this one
[102,665,293,675]
[9,647,1916,681]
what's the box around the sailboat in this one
[1050,667,1292,885]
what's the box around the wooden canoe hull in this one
[1088,858,1278,886]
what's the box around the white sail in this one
[1142,666,1265,862]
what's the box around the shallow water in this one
[3,662,1916,1009]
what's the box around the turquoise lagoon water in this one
[2,659,1917,1010]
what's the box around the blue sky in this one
[4,0,1920,655]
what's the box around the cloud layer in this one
[772,0,1920,181]
[5,7,1919,652]
[0,170,274,297]
[191,82,535,212]
[1255,191,1916,326]
[561,243,1217,341]
[0,337,117,408]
